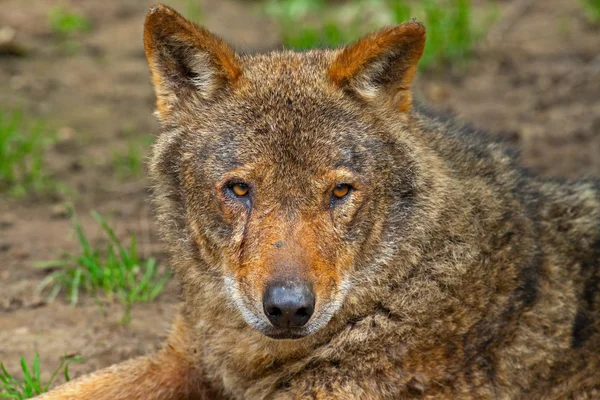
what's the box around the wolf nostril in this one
[263,280,315,329]
[296,307,308,317]
[265,305,284,326]
[267,306,282,317]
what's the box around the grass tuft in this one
[0,354,82,399]
[0,111,55,197]
[35,208,171,323]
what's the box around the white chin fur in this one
[223,275,352,337]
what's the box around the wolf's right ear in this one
[144,5,241,121]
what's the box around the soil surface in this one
[0,0,599,388]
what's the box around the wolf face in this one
[144,5,425,339]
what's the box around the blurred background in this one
[0,0,599,395]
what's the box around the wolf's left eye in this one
[230,183,249,197]
[332,184,351,199]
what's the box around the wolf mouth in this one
[263,329,308,340]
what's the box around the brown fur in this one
[38,4,600,399]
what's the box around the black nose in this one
[263,280,315,328]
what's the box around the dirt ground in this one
[0,0,599,388]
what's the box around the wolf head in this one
[144,5,426,340]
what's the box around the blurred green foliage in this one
[0,111,57,197]
[112,136,153,180]
[418,0,476,69]
[48,5,92,54]
[266,0,496,70]
[265,0,347,48]
[112,142,143,180]
[581,0,600,23]
[48,6,91,36]
[185,0,203,23]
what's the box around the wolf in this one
[38,4,600,399]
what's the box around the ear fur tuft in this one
[328,22,426,112]
[144,4,241,120]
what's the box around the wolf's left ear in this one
[144,5,241,121]
[328,22,425,113]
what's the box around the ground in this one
[0,0,599,388]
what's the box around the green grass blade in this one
[149,267,171,301]
[70,268,82,306]
[32,354,42,394]
[63,356,83,383]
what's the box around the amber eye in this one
[230,183,249,197]
[333,183,351,199]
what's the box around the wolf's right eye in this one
[333,184,351,199]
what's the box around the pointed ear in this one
[328,22,425,113]
[144,5,241,121]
